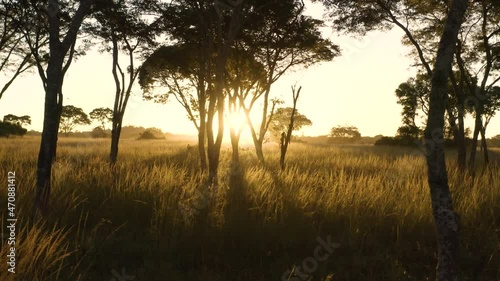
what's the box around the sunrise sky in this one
[1,1,499,139]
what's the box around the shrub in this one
[137,130,164,140]
[0,121,27,137]
[90,127,108,138]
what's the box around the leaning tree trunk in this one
[424,1,467,281]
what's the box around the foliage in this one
[3,114,31,127]
[59,105,91,135]
[269,107,312,141]
[137,129,165,140]
[90,126,108,138]
[0,121,27,137]
[89,107,113,130]
[329,125,361,138]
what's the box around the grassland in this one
[0,137,499,281]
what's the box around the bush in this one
[0,121,27,137]
[90,127,108,138]
[137,130,164,140]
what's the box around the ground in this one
[0,137,499,281]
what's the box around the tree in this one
[0,1,45,99]
[279,85,306,170]
[423,1,468,280]
[3,114,31,127]
[0,121,27,137]
[140,44,209,170]
[317,1,468,279]
[269,107,312,141]
[89,107,113,130]
[59,105,91,136]
[395,75,430,139]
[239,0,339,164]
[89,0,160,165]
[90,126,108,138]
[12,0,103,214]
[329,125,361,138]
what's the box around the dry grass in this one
[0,136,498,281]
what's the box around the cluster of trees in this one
[387,1,500,170]
[58,105,113,136]
[1,0,496,279]
[1,0,338,211]
[0,114,31,137]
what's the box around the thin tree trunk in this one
[424,1,467,281]
[110,118,122,165]
[468,111,482,170]
[480,125,489,164]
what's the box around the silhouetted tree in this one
[269,107,312,141]
[3,114,31,127]
[140,44,209,170]
[59,105,91,136]
[11,0,104,214]
[89,107,113,130]
[423,1,468,280]
[279,85,304,170]
[89,0,160,165]
[0,1,45,99]
[240,0,339,164]
[329,125,361,138]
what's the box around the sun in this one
[224,109,256,144]
[226,109,247,132]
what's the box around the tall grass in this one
[0,137,498,281]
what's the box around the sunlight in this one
[223,109,255,144]
[226,109,247,132]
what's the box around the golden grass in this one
[0,137,498,281]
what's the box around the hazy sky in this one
[1,2,499,139]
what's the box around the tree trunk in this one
[230,129,241,164]
[35,56,63,214]
[468,111,482,170]
[424,1,467,281]
[480,125,489,164]
[254,139,265,163]
[198,104,207,171]
[456,107,466,171]
[110,117,122,165]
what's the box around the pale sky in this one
[1,2,499,139]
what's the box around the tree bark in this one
[36,54,63,213]
[468,110,482,170]
[480,125,489,164]
[424,1,467,281]
[35,0,93,214]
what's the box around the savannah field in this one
[0,136,499,281]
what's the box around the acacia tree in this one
[59,105,91,135]
[89,107,113,130]
[225,47,267,166]
[423,1,468,280]
[3,114,31,127]
[0,0,44,99]
[9,0,103,213]
[269,107,312,141]
[238,0,339,164]
[395,75,430,139]
[318,0,469,279]
[89,0,159,164]
[139,44,210,170]
[279,85,305,170]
